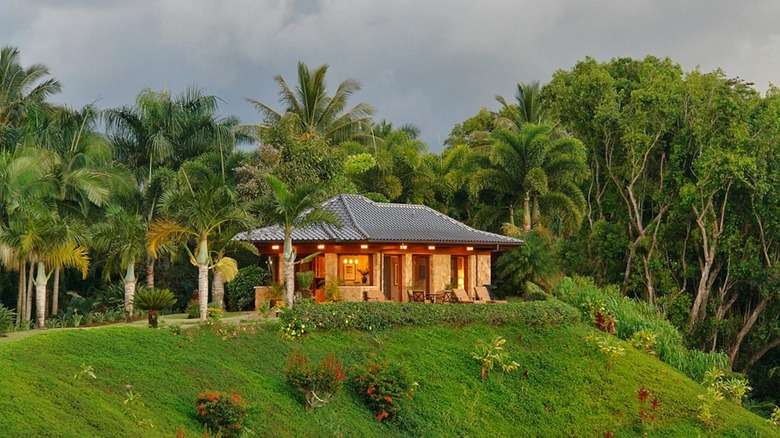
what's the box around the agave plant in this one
[132,287,177,328]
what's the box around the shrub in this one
[554,277,728,382]
[279,300,579,335]
[92,283,125,311]
[702,366,752,406]
[196,390,247,437]
[352,354,416,421]
[0,303,16,335]
[285,351,347,411]
[471,336,520,380]
[769,405,780,426]
[207,304,223,323]
[585,334,625,371]
[630,329,657,355]
[226,266,270,311]
[186,290,200,319]
[133,288,177,328]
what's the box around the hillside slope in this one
[0,319,777,437]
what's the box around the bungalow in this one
[234,194,523,304]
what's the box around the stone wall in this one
[430,254,451,292]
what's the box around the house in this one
[233,194,523,303]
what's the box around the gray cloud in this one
[3,0,780,151]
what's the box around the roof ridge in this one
[341,194,370,239]
[418,203,521,243]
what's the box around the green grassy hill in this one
[0,309,777,437]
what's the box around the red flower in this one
[384,396,392,402]
[367,387,373,394]
[651,397,661,410]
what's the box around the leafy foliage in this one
[0,303,16,334]
[285,351,346,411]
[196,390,247,437]
[352,354,416,422]
[279,300,579,335]
[555,277,728,382]
[471,336,520,379]
[226,266,270,311]
[132,287,176,328]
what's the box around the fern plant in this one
[0,303,16,335]
[132,288,177,328]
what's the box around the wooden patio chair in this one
[451,288,475,304]
[364,289,386,302]
[474,286,507,304]
[441,290,454,303]
[408,289,427,303]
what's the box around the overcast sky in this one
[3,0,780,151]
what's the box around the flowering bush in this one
[352,354,416,421]
[196,390,247,437]
[285,351,347,411]
[207,305,223,323]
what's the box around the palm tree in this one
[91,204,147,318]
[471,123,587,235]
[28,104,132,314]
[0,205,89,329]
[147,173,253,322]
[0,45,61,147]
[0,146,57,324]
[246,62,374,145]
[495,81,552,130]
[105,86,236,287]
[252,174,340,307]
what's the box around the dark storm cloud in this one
[2,0,780,151]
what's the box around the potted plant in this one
[268,282,285,309]
[357,267,370,284]
[132,287,177,328]
[295,271,315,301]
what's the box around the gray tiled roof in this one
[234,194,523,247]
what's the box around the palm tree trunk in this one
[284,257,295,307]
[198,263,209,322]
[146,255,155,288]
[25,262,34,323]
[523,192,531,231]
[212,270,225,310]
[35,262,47,329]
[125,261,136,321]
[16,264,25,326]
[51,266,60,316]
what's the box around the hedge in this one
[279,299,579,335]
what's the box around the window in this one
[451,256,466,289]
[339,254,372,285]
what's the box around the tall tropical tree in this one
[246,62,374,145]
[105,86,237,287]
[1,206,89,329]
[252,174,340,307]
[0,45,61,147]
[471,123,587,235]
[495,81,551,129]
[91,204,148,318]
[27,104,132,314]
[147,173,253,322]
